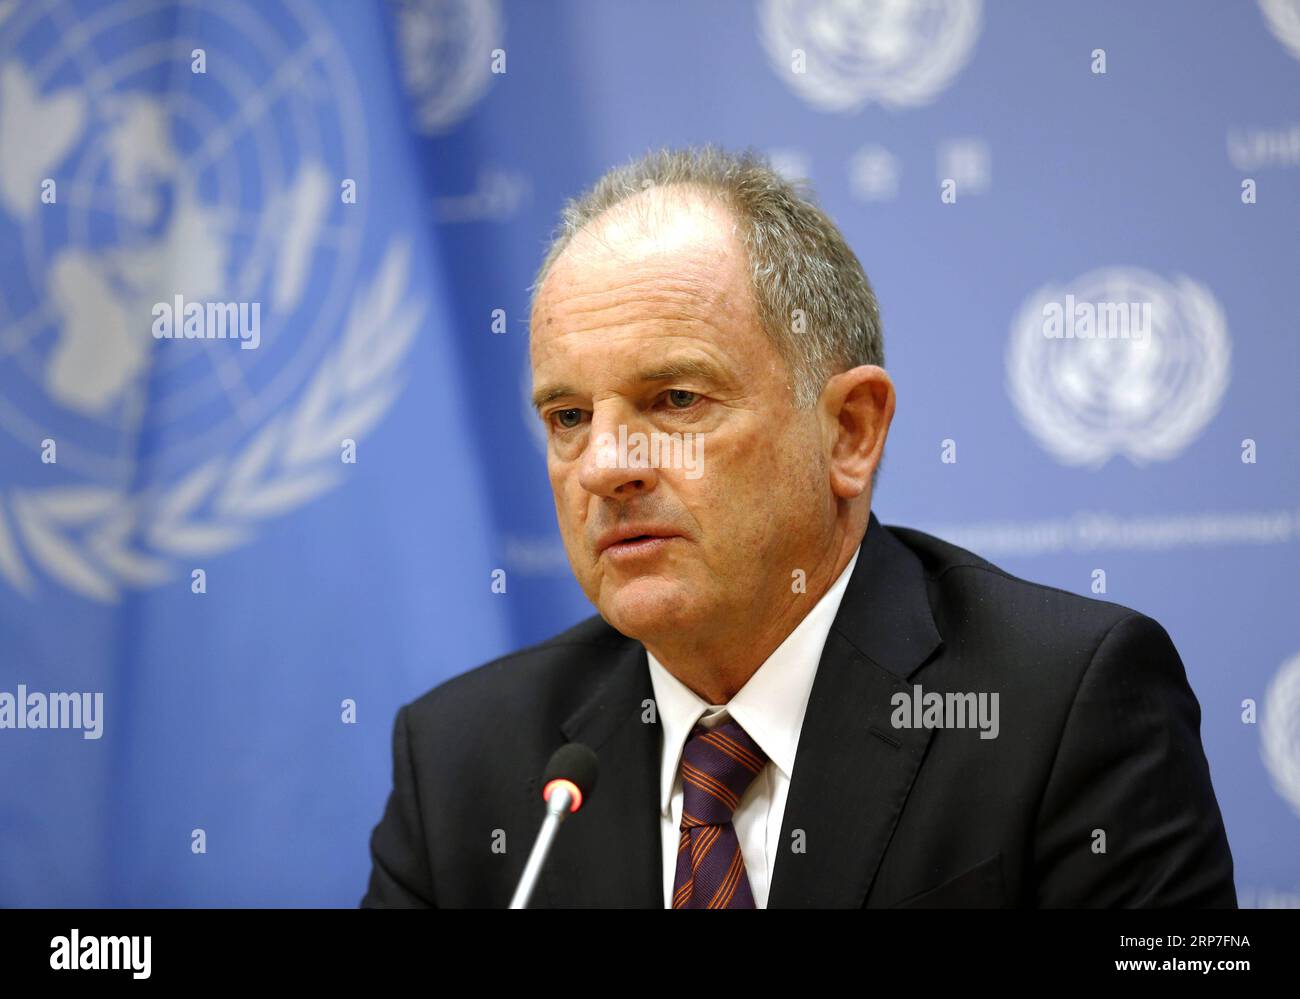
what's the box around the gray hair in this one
[529,144,884,407]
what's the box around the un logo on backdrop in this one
[758,0,982,112]
[390,0,503,134]
[1261,0,1300,60]
[1262,652,1300,821]
[0,0,420,602]
[1005,268,1231,468]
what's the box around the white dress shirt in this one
[645,543,862,908]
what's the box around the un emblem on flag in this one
[1005,268,1231,469]
[0,1,421,602]
[391,0,503,135]
[1261,0,1300,61]
[1262,652,1300,821]
[759,0,983,112]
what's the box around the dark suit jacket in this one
[361,514,1236,908]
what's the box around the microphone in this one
[508,743,599,909]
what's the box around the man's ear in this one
[821,365,895,500]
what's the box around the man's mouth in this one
[603,535,676,560]
[596,527,682,559]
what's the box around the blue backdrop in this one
[0,0,1296,906]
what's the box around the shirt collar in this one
[645,542,862,817]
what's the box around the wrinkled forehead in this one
[526,187,790,410]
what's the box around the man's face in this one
[529,191,834,643]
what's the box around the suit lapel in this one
[768,514,943,908]
[535,638,662,907]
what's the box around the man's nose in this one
[577,404,659,499]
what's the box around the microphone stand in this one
[508,783,577,909]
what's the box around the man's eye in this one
[551,408,585,430]
[665,389,698,408]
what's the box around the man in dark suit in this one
[361,145,1235,908]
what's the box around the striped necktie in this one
[671,718,768,909]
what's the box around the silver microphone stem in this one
[508,785,575,909]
